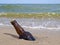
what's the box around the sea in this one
[0,4,60,29]
[0,4,60,13]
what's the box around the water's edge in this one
[0,17,60,30]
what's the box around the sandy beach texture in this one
[0,26,60,45]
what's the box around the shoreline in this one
[0,25,60,30]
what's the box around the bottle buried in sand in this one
[10,20,35,41]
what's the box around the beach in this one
[0,16,60,45]
[0,4,60,45]
[0,26,60,45]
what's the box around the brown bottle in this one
[11,20,25,36]
[11,20,35,41]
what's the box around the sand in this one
[0,26,60,45]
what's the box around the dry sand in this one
[0,26,60,45]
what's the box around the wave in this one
[0,23,4,25]
[0,23,60,30]
[22,26,60,30]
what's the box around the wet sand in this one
[0,26,60,45]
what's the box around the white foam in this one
[0,12,7,15]
[0,23,4,25]
[22,26,60,30]
[0,23,60,30]
[0,23,11,26]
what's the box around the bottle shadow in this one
[4,32,36,41]
[4,33,19,39]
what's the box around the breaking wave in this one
[0,23,60,30]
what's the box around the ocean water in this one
[0,17,60,29]
[0,4,60,13]
[0,4,60,29]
